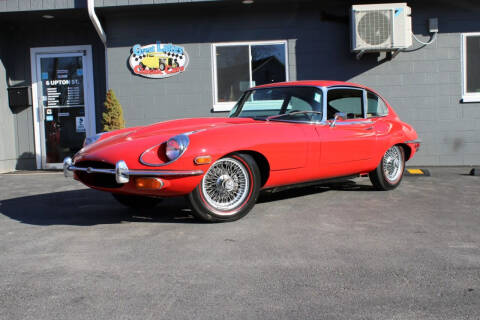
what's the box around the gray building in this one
[1,0,479,172]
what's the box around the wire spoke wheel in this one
[370,145,405,191]
[188,153,260,222]
[382,145,403,182]
[201,158,250,214]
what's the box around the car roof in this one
[251,80,392,114]
[252,80,370,90]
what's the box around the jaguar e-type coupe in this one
[64,81,420,222]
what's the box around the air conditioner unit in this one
[351,3,412,52]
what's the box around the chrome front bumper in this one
[63,157,203,184]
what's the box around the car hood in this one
[77,117,257,160]
[126,117,257,140]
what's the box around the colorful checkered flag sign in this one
[129,42,189,79]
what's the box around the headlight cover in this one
[165,134,189,161]
[83,132,105,147]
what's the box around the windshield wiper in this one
[266,111,323,122]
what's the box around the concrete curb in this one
[405,168,431,176]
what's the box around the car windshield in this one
[229,86,323,122]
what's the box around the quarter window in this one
[213,41,288,111]
[462,33,480,102]
[327,89,364,119]
[366,92,388,117]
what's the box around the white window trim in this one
[211,40,289,112]
[30,45,96,169]
[461,32,480,102]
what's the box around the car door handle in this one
[365,126,374,130]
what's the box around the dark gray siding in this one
[0,0,81,12]
[1,16,106,170]
[351,3,480,166]
[0,0,221,12]
[1,1,479,169]
[105,2,480,166]
[94,0,216,6]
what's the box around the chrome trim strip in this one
[63,157,73,177]
[127,170,204,176]
[67,165,203,177]
[115,160,129,183]
[334,120,374,125]
[139,143,166,167]
[266,110,323,122]
[404,140,422,144]
[72,166,114,174]
[267,119,328,125]
[321,86,328,122]
[327,85,366,90]
[362,89,367,118]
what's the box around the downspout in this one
[87,0,108,90]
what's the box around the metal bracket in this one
[38,102,44,122]
[356,50,365,60]
[390,50,401,59]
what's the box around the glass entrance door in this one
[35,52,92,169]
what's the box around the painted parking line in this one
[405,168,431,176]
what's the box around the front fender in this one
[184,122,310,171]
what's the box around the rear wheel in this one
[187,153,261,222]
[369,145,405,190]
[112,193,161,209]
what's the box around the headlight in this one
[165,134,189,161]
[83,132,105,147]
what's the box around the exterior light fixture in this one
[242,0,254,4]
[42,15,55,19]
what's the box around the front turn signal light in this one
[194,155,212,165]
[135,177,164,190]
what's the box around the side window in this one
[327,89,363,120]
[366,92,388,117]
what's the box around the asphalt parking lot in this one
[0,168,479,320]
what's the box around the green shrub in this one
[102,89,125,132]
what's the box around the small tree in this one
[102,89,125,131]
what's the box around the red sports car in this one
[64,81,420,222]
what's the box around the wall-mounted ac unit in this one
[351,3,412,52]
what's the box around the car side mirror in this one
[329,112,347,127]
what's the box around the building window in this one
[212,41,288,111]
[462,33,480,102]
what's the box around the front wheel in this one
[187,153,261,222]
[369,145,405,190]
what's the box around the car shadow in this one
[0,189,199,226]
[258,179,374,203]
[0,180,373,226]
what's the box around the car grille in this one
[74,161,122,188]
